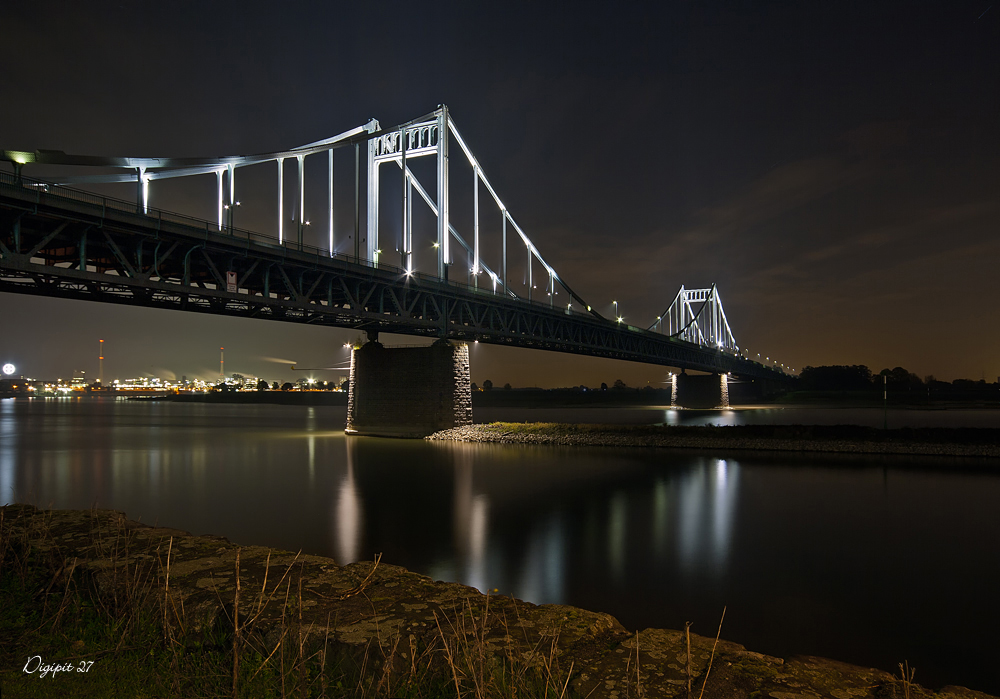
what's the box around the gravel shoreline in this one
[426,423,1000,458]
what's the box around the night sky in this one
[1,1,997,386]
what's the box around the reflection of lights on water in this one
[713,460,737,564]
[652,479,670,557]
[336,468,362,563]
[148,449,161,495]
[0,400,14,506]
[707,410,738,427]
[334,440,363,564]
[466,495,490,591]
[678,467,704,567]
[308,436,315,481]
[676,459,740,574]
[608,493,627,581]
[430,442,740,606]
[453,447,491,592]
[517,513,565,604]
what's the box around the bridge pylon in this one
[652,284,738,353]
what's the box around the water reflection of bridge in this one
[332,438,739,606]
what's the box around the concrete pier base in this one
[676,372,730,409]
[345,340,473,437]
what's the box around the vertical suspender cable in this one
[277,158,285,244]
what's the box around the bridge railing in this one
[0,171,427,268]
[0,171,566,306]
[0,170,228,234]
[0,171,792,376]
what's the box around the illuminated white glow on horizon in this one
[2,363,14,376]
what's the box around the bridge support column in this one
[346,339,472,438]
[675,372,730,409]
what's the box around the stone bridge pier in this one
[345,339,473,438]
[673,372,730,409]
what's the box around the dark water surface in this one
[2,398,999,693]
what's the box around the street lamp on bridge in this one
[223,200,241,235]
[298,219,311,250]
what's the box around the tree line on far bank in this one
[471,379,652,392]
[798,365,999,395]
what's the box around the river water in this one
[2,397,999,693]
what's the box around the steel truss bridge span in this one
[0,108,788,382]
[0,177,784,379]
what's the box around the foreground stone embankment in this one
[427,423,1000,458]
[1,504,993,698]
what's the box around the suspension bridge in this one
[0,105,787,386]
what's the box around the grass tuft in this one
[0,505,581,698]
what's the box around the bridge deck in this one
[0,173,789,381]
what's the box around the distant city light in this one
[2,363,14,375]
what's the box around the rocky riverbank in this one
[426,422,1000,458]
[0,504,993,698]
